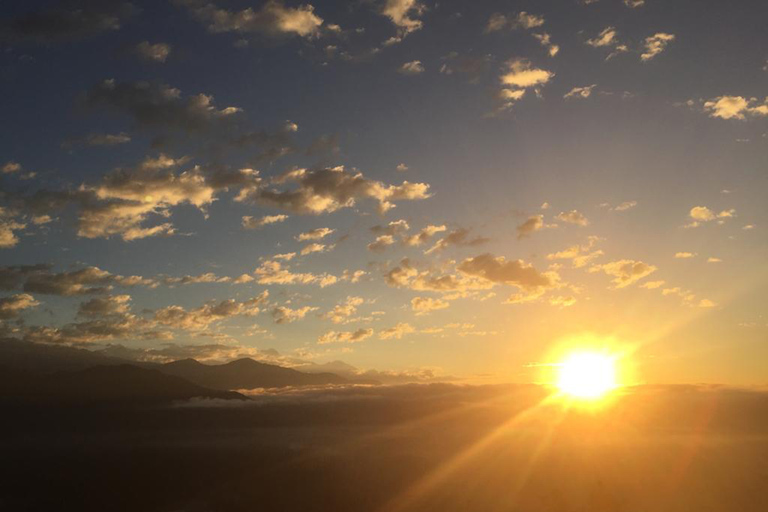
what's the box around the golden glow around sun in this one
[556,352,618,399]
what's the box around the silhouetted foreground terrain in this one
[1,338,767,511]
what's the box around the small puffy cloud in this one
[155,293,267,331]
[381,0,425,37]
[485,12,544,32]
[296,227,335,241]
[242,214,289,229]
[396,163,409,172]
[587,27,618,47]
[379,322,415,340]
[371,219,410,237]
[86,80,242,133]
[425,228,489,254]
[135,41,171,63]
[0,293,40,319]
[698,299,716,308]
[500,58,554,88]
[641,33,675,61]
[411,296,449,315]
[703,96,768,120]
[178,0,324,38]
[564,85,597,99]
[254,259,335,287]
[368,235,395,253]
[0,217,26,248]
[685,206,736,228]
[399,60,424,75]
[457,254,555,291]
[516,214,553,239]
[0,265,152,296]
[2,161,22,174]
[555,210,589,226]
[674,252,696,259]
[403,225,446,246]
[707,257,722,263]
[495,58,554,112]
[532,33,559,57]
[271,305,318,324]
[300,242,332,256]
[322,296,365,324]
[78,294,132,317]
[547,236,604,268]
[318,328,373,344]
[612,201,637,212]
[742,224,755,230]
[624,0,645,7]
[245,166,431,215]
[590,260,657,288]
[640,280,665,289]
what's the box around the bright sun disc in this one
[557,352,617,399]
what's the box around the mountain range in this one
[0,338,369,405]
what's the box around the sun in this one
[556,352,618,399]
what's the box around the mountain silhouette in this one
[0,363,245,405]
[160,357,349,390]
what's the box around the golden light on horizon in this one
[556,352,618,399]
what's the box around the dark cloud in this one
[0,1,138,44]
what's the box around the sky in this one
[0,0,766,385]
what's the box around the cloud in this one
[0,1,137,44]
[495,58,554,112]
[77,294,132,317]
[674,252,696,259]
[296,227,335,241]
[161,273,232,286]
[254,259,337,287]
[485,12,544,33]
[86,80,242,133]
[707,257,722,263]
[0,213,26,248]
[425,228,489,254]
[613,201,637,212]
[317,328,373,344]
[245,166,431,215]
[177,0,324,38]
[155,293,267,331]
[242,214,289,229]
[587,27,618,47]
[300,243,333,256]
[399,60,425,74]
[640,280,665,289]
[589,259,657,288]
[564,84,597,99]
[703,96,768,120]
[379,322,415,340]
[371,219,410,237]
[547,236,604,268]
[532,33,559,57]
[624,0,645,7]
[641,33,675,61]
[396,163,409,172]
[516,214,554,239]
[0,293,40,319]
[457,254,557,294]
[0,264,152,296]
[271,305,318,324]
[368,235,395,253]
[403,225,446,246]
[381,0,424,39]
[555,210,589,226]
[134,41,171,63]
[411,297,449,316]
[684,206,736,228]
[322,296,365,324]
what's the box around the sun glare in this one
[556,352,618,399]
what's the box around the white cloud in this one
[399,60,425,74]
[564,84,597,99]
[296,227,335,241]
[242,214,289,229]
[555,210,589,226]
[703,96,768,120]
[641,33,675,61]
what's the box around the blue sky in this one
[1,0,767,384]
